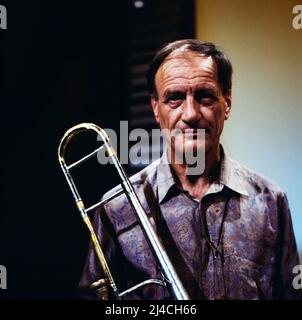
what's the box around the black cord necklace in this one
[201,195,230,261]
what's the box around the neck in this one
[168,144,221,199]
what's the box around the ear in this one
[224,90,232,120]
[151,94,160,124]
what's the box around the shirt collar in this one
[157,145,249,204]
[157,148,177,204]
[217,146,249,197]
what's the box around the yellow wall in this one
[195,0,302,255]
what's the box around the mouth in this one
[182,129,207,138]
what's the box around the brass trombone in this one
[58,123,190,300]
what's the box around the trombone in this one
[58,123,190,300]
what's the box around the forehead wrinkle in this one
[162,53,217,75]
[162,71,217,87]
[156,56,218,96]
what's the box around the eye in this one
[168,92,184,102]
[163,92,185,108]
[195,91,217,107]
[200,97,215,106]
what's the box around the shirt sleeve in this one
[273,192,301,300]
[78,205,124,300]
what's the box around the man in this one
[79,39,300,300]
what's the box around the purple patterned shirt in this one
[79,147,300,300]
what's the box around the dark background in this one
[0,0,194,299]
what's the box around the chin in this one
[173,140,206,158]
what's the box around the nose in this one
[182,95,201,125]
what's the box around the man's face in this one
[151,51,232,161]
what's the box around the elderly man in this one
[79,39,300,300]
